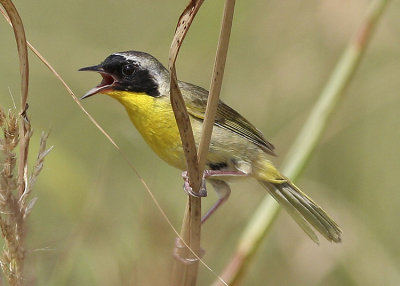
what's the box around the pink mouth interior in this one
[99,73,115,88]
[81,73,117,99]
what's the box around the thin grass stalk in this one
[197,0,235,173]
[0,0,30,197]
[212,0,390,285]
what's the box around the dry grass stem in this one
[0,0,30,198]
[197,0,235,173]
[169,0,204,194]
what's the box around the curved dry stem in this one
[0,0,30,198]
[169,0,204,192]
[0,0,28,110]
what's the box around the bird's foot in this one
[182,171,208,198]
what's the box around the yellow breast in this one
[107,90,186,170]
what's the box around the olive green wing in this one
[180,82,276,155]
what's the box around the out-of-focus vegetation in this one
[0,1,399,285]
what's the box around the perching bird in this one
[80,50,341,243]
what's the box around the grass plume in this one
[0,107,51,285]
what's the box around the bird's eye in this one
[122,64,136,76]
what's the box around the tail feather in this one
[261,180,342,244]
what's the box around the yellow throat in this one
[106,90,186,170]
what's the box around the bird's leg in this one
[201,180,230,223]
[181,169,247,198]
[182,170,247,223]
[201,170,247,223]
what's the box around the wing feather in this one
[179,82,275,155]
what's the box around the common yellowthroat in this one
[80,51,341,243]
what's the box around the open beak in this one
[79,64,116,99]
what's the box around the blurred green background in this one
[1,0,399,285]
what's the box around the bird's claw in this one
[182,171,208,198]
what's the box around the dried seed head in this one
[1,111,19,151]
[0,108,5,127]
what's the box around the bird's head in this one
[79,51,168,99]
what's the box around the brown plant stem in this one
[0,0,30,198]
[197,0,235,174]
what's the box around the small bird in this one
[80,50,341,243]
